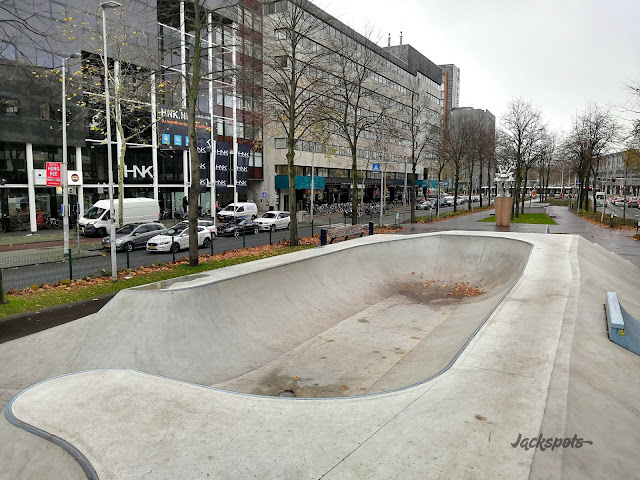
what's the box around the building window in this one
[38,103,64,122]
[274,138,286,149]
[274,55,288,67]
[1,98,19,115]
[35,49,54,68]
[0,142,27,183]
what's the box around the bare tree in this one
[323,27,387,225]
[261,0,329,245]
[562,104,619,212]
[441,113,473,212]
[499,98,546,216]
[536,132,557,201]
[402,78,440,222]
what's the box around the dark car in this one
[102,222,167,252]
[219,218,260,237]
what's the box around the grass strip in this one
[575,209,637,230]
[478,213,557,224]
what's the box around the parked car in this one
[218,218,260,237]
[216,202,258,222]
[441,196,454,207]
[254,211,291,231]
[416,200,432,210]
[173,219,218,237]
[146,225,212,253]
[102,222,167,252]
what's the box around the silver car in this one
[102,222,168,252]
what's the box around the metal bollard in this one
[171,236,176,263]
[210,231,214,256]
[369,221,374,236]
[126,248,130,269]
[68,249,73,280]
[0,268,8,304]
[243,226,246,248]
[320,228,327,246]
[269,227,272,245]
[311,220,314,237]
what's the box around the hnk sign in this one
[124,165,153,179]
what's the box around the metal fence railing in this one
[0,203,486,292]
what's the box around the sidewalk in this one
[401,202,640,268]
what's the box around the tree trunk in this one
[453,168,459,213]
[351,149,358,226]
[287,143,298,245]
[410,161,417,222]
[186,0,203,267]
[116,122,126,228]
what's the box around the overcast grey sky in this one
[320,0,640,135]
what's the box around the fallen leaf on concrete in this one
[291,376,299,381]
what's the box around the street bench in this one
[327,224,366,243]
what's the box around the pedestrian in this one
[182,196,188,216]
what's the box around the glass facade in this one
[0,142,27,183]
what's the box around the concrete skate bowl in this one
[60,234,532,397]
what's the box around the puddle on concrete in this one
[135,274,209,290]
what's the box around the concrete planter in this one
[494,197,513,227]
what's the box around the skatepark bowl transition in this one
[1,231,640,479]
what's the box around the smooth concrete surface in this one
[1,232,639,479]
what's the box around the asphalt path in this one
[3,202,489,291]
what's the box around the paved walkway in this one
[401,203,640,268]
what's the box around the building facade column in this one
[76,146,84,217]
[151,73,159,202]
[25,143,37,232]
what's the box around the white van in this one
[79,198,159,237]
[216,202,258,222]
[595,192,606,207]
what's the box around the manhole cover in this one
[277,390,296,397]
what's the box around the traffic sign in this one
[262,191,266,198]
[372,163,381,172]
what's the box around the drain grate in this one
[277,390,296,397]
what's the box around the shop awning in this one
[275,175,326,190]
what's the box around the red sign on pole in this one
[46,162,61,187]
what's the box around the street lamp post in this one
[61,53,81,256]
[99,1,121,282]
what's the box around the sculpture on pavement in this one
[495,166,515,197]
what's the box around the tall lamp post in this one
[61,53,81,256]
[99,0,121,282]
